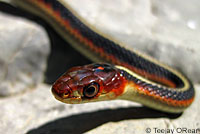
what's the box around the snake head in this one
[51,63,126,104]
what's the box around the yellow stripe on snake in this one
[12,0,195,113]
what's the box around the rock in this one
[0,0,199,134]
[0,84,199,134]
[0,12,50,96]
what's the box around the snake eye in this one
[83,82,99,98]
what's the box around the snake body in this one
[12,0,194,113]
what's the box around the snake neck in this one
[115,66,194,113]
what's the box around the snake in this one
[10,0,195,113]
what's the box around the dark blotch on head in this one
[93,63,114,73]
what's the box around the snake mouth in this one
[51,89,82,104]
[51,82,82,104]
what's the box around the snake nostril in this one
[62,91,70,98]
[52,78,73,99]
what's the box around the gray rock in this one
[0,0,199,134]
[0,12,50,96]
[0,84,199,134]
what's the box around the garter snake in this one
[11,0,195,113]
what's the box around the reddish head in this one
[51,63,127,104]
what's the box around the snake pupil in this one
[87,87,95,95]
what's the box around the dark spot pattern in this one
[93,63,115,73]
